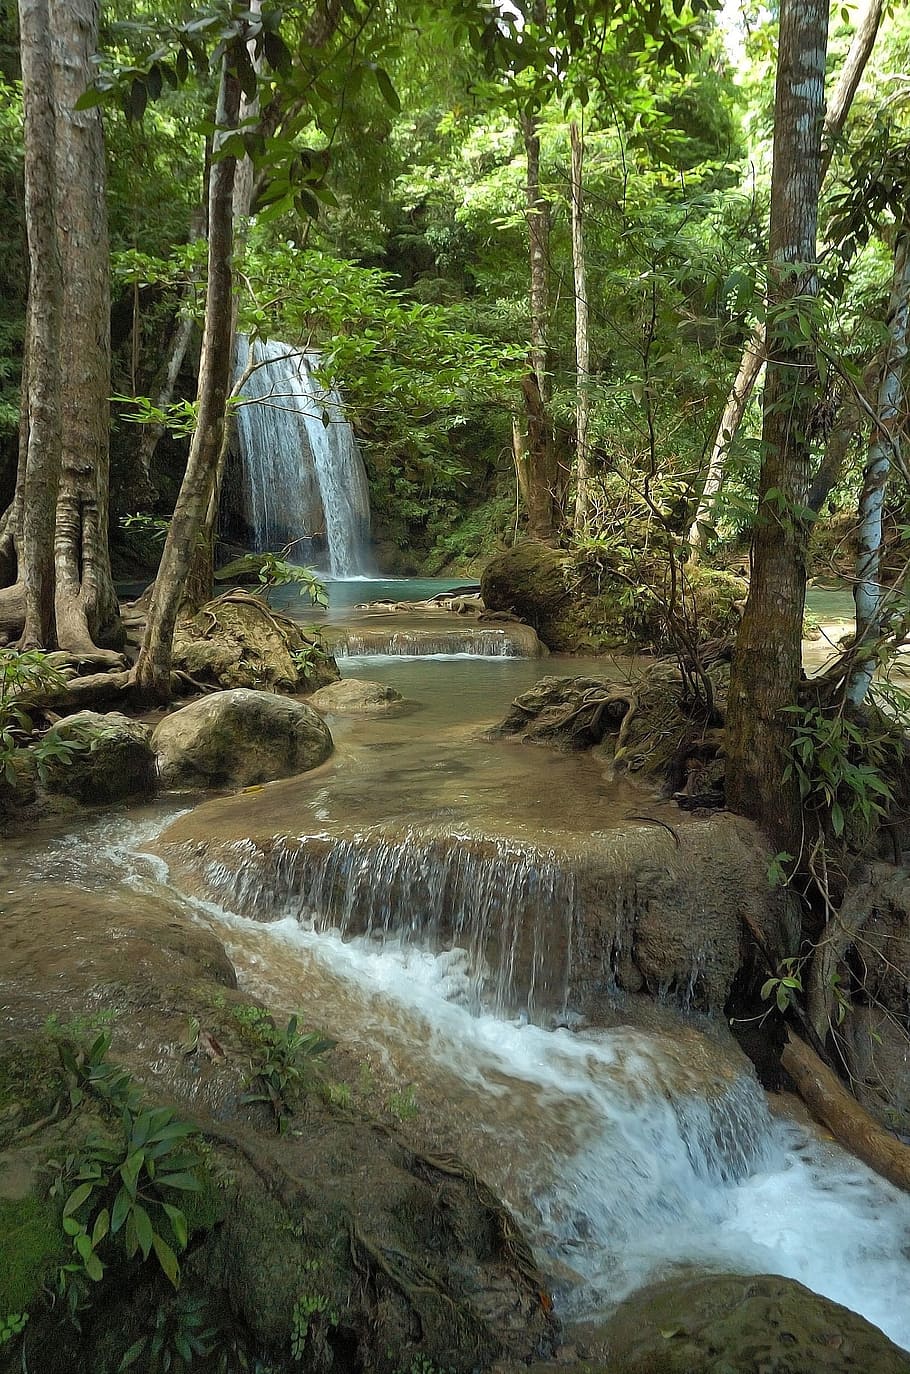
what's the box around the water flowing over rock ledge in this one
[154,811,794,1018]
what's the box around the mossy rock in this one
[575,1272,910,1372]
[0,1195,65,1312]
[173,593,340,695]
[481,542,746,653]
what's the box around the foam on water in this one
[16,811,910,1352]
[178,900,910,1350]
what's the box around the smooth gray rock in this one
[152,689,333,790]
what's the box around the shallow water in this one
[7,580,910,1349]
[8,806,910,1348]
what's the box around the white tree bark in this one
[846,227,910,708]
[688,0,885,561]
[571,121,591,536]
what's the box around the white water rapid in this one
[232,337,371,576]
[13,805,910,1355]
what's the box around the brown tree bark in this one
[51,0,121,656]
[725,0,830,851]
[782,1029,910,1193]
[11,0,63,649]
[132,54,242,700]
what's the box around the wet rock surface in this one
[152,687,334,789]
[308,677,409,715]
[156,812,794,1016]
[39,710,156,804]
[548,1273,910,1372]
[0,886,558,1374]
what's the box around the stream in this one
[9,576,910,1350]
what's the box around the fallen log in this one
[781,1028,910,1193]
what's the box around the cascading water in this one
[181,829,577,1015]
[232,336,371,576]
[12,807,910,1351]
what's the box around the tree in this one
[0,0,120,656]
[571,120,591,535]
[724,0,831,849]
[132,49,242,699]
[687,0,886,559]
[4,0,62,649]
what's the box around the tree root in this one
[781,1028,910,1193]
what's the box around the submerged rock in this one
[152,688,333,789]
[566,1272,910,1372]
[155,812,794,1016]
[308,677,409,715]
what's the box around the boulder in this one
[308,678,409,716]
[152,688,333,789]
[173,592,340,694]
[568,1272,910,1373]
[38,710,156,804]
[481,540,746,653]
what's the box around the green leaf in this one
[84,1250,104,1282]
[132,1204,155,1260]
[64,1182,95,1218]
[157,1171,203,1192]
[119,1339,146,1371]
[152,1233,181,1288]
[92,1208,110,1247]
[163,1203,188,1250]
[111,1186,132,1235]
[74,86,107,111]
[374,66,401,113]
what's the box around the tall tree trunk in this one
[520,108,556,541]
[725,0,830,850]
[846,226,910,708]
[132,55,241,699]
[15,0,63,649]
[570,121,591,537]
[688,0,884,560]
[52,0,121,656]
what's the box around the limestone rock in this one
[152,688,333,789]
[481,540,745,653]
[39,710,156,804]
[308,678,408,715]
[173,592,340,694]
[580,1272,910,1372]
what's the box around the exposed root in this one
[782,1029,910,1193]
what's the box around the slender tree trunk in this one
[688,0,884,560]
[570,121,591,537]
[16,0,63,649]
[132,56,242,699]
[134,308,196,498]
[846,226,910,708]
[520,108,556,541]
[51,0,121,656]
[687,331,764,554]
[725,0,830,851]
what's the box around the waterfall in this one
[232,337,371,577]
[182,829,577,1016]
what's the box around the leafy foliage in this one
[50,1035,205,1317]
[238,1013,335,1134]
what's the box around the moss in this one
[0,1039,65,1144]
[0,1196,65,1311]
[481,542,746,654]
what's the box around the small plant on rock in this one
[240,1015,335,1133]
